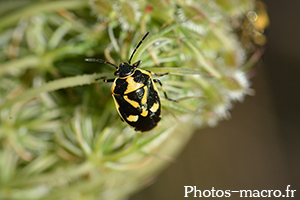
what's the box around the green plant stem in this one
[143,67,203,75]
[0,55,40,75]
[0,44,91,75]
[0,0,88,30]
[0,73,101,110]
[183,37,222,79]
[8,161,95,187]
[101,134,140,162]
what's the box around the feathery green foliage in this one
[0,0,266,199]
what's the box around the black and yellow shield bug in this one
[85,31,177,132]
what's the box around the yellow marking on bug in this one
[150,102,159,113]
[139,69,151,76]
[127,115,139,122]
[141,109,148,117]
[123,96,140,108]
[111,79,117,94]
[124,76,144,94]
[112,95,125,121]
[112,95,120,109]
[141,85,148,105]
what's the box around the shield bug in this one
[85,31,177,132]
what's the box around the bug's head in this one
[114,31,149,77]
[115,61,141,77]
[85,32,149,77]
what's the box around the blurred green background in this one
[131,0,300,199]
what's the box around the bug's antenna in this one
[85,58,118,69]
[128,31,150,64]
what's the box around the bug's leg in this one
[155,72,169,77]
[147,70,169,77]
[103,78,115,83]
[95,76,115,82]
[153,79,178,102]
